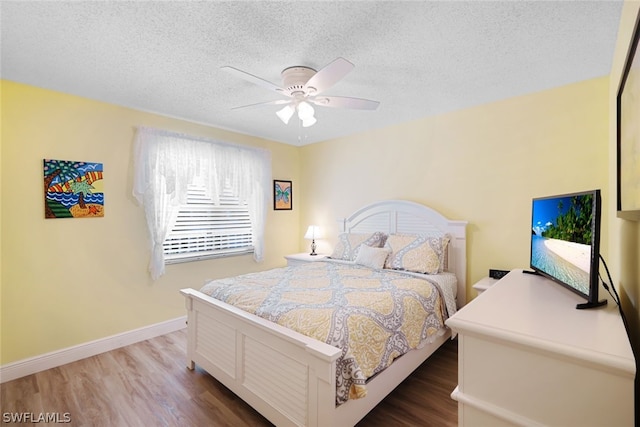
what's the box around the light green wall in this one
[0,80,300,364]
[300,77,609,294]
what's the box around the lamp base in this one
[309,239,317,256]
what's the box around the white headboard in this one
[338,200,468,307]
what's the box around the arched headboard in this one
[339,200,467,307]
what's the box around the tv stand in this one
[521,269,540,276]
[446,269,635,426]
[576,299,607,309]
[522,270,608,309]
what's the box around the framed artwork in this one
[616,12,640,220]
[43,159,104,218]
[273,179,292,210]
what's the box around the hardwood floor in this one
[1,330,458,426]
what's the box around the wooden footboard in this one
[181,288,342,427]
[182,287,452,427]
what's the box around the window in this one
[163,184,254,263]
[132,127,271,279]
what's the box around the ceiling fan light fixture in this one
[224,58,378,131]
[276,105,295,124]
[302,116,317,128]
[296,101,315,120]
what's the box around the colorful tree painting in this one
[43,159,104,218]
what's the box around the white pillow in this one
[354,245,391,269]
[329,231,387,261]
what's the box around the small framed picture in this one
[273,180,292,210]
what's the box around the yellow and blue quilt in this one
[200,261,450,405]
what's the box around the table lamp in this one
[304,225,323,256]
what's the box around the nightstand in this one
[472,277,498,296]
[284,252,328,266]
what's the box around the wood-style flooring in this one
[0,329,457,426]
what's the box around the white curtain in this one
[132,127,271,279]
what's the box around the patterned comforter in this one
[200,260,453,405]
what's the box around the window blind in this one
[163,185,254,263]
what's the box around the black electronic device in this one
[529,189,606,309]
[489,269,510,280]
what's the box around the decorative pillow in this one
[384,234,450,274]
[329,232,387,261]
[354,245,391,269]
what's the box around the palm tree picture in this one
[43,159,104,218]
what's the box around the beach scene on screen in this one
[531,194,594,295]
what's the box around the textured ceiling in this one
[0,1,623,146]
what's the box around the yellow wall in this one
[0,32,628,374]
[609,0,640,403]
[0,80,300,364]
[300,77,609,293]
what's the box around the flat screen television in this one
[529,189,607,309]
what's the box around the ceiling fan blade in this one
[310,96,379,111]
[304,57,354,95]
[221,66,287,95]
[230,99,291,110]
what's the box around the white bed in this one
[180,200,467,426]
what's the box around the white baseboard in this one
[0,316,187,384]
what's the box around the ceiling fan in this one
[221,57,379,128]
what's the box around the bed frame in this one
[181,200,467,426]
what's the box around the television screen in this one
[530,189,606,309]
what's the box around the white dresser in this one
[446,269,635,427]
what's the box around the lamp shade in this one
[276,105,295,124]
[301,116,317,128]
[304,225,323,240]
[276,101,318,127]
[297,101,315,120]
